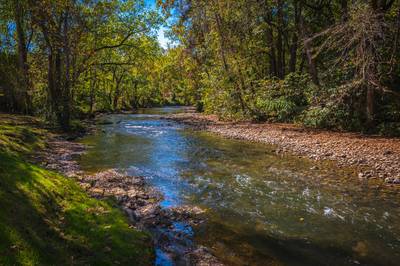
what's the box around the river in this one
[78,107,400,266]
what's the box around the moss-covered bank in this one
[0,114,153,265]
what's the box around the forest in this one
[1,1,400,265]
[0,0,399,134]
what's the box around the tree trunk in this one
[47,53,56,119]
[266,23,277,77]
[13,0,32,114]
[289,0,300,73]
[113,72,125,111]
[60,10,71,130]
[276,0,284,79]
[366,86,375,126]
[89,70,96,115]
[299,1,319,86]
[262,1,277,77]
[214,11,229,72]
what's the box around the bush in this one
[377,122,400,137]
[300,100,365,131]
[300,106,333,128]
[201,70,248,120]
[375,100,400,136]
[251,73,312,122]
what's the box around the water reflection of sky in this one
[108,117,185,208]
[79,110,400,266]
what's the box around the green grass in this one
[0,114,153,265]
[0,114,47,156]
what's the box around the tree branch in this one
[93,32,134,52]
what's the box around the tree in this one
[159,0,400,133]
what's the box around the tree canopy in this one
[1,0,399,134]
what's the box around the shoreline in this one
[29,110,400,265]
[165,112,400,184]
[39,123,222,265]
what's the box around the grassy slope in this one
[0,114,153,265]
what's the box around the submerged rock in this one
[78,169,220,265]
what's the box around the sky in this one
[144,0,169,48]
[157,27,169,49]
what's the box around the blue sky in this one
[157,27,169,49]
[145,0,169,48]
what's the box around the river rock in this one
[385,177,400,184]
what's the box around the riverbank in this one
[42,123,223,265]
[0,114,153,265]
[76,169,222,265]
[0,113,222,265]
[166,112,400,184]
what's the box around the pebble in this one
[385,177,400,184]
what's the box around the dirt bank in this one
[166,112,400,184]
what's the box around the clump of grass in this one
[0,114,47,155]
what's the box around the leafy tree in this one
[158,0,400,133]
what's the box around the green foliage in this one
[252,73,311,122]
[158,0,400,135]
[1,0,399,134]
[300,91,366,132]
[201,71,245,120]
[300,106,333,128]
[69,120,87,133]
[377,122,400,137]
[375,98,400,136]
[0,0,163,127]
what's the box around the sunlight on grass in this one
[0,115,153,265]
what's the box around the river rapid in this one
[78,107,400,266]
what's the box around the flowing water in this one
[78,107,400,266]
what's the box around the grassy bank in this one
[0,114,153,265]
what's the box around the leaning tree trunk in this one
[113,73,124,111]
[89,69,96,115]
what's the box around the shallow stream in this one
[78,107,400,266]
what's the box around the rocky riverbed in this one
[37,134,222,266]
[165,112,400,185]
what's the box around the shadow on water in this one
[79,108,400,266]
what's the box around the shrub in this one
[251,73,311,122]
[377,122,400,137]
[300,106,333,128]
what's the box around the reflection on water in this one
[79,107,400,266]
